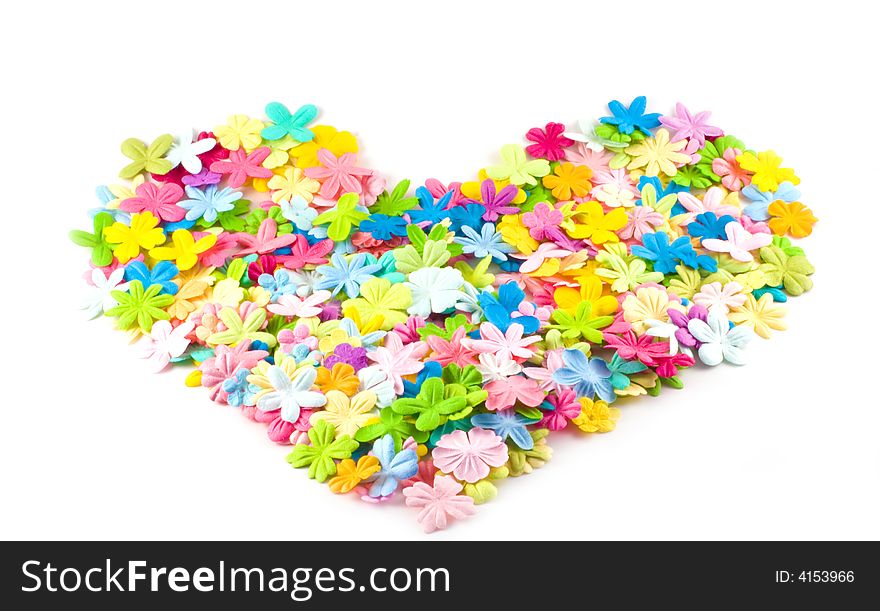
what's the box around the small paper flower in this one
[659,103,722,146]
[310,390,377,438]
[403,475,476,533]
[728,293,787,339]
[542,162,592,200]
[552,349,616,403]
[687,307,754,366]
[767,201,817,238]
[81,267,129,319]
[625,128,691,177]
[692,281,747,314]
[572,398,620,433]
[252,359,328,423]
[736,150,799,192]
[525,122,574,161]
[486,144,551,187]
[166,130,217,174]
[135,320,195,372]
[432,428,509,483]
[214,114,265,151]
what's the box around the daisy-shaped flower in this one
[310,390,377,438]
[712,148,751,191]
[465,322,540,362]
[542,162,592,200]
[659,103,723,146]
[620,204,665,241]
[214,114,264,151]
[252,359,327,423]
[572,397,620,433]
[454,223,514,261]
[304,149,372,199]
[81,267,129,319]
[405,267,465,317]
[736,150,799,192]
[484,375,544,411]
[134,320,195,372]
[625,128,692,177]
[728,293,787,339]
[525,121,574,161]
[119,182,186,222]
[767,201,817,238]
[268,166,321,204]
[403,475,477,533]
[622,286,685,334]
[178,185,243,223]
[366,333,428,394]
[692,281,747,314]
[687,307,754,366]
[476,352,522,382]
[432,428,509,483]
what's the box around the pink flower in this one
[712,148,751,191]
[426,326,479,367]
[539,387,581,430]
[603,331,669,367]
[278,324,318,353]
[522,203,564,241]
[484,375,544,411]
[425,178,464,207]
[522,348,565,392]
[510,242,572,274]
[432,428,509,483]
[304,149,372,199]
[403,475,477,533]
[235,218,297,256]
[392,316,426,344]
[660,103,723,146]
[366,333,428,394]
[359,173,386,206]
[702,221,772,262]
[134,320,194,372]
[210,146,273,188]
[692,281,746,314]
[120,182,185,222]
[620,205,665,241]
[564,142,612,174]
[267,290,331,318]
[676,187,741,224]
[199,341,269,402]
[199,232,240,267]
[465,322,541,362]
[525,122,574,161]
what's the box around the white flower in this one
[257,365,327,423]
[165,129,217,174]
[643,319,680,355]
[476,353,522,382]
[593,183,636,208]
[405,267,464,317]
[692,281,747,314]
[563,119,622,151]
[279,195,318,231]
[81,267,129,319]
[134,320,195,372]
[687,307,754,366]
[357,365,397,407]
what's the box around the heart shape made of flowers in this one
[72,97,816,533]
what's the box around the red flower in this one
[525,122,574,161]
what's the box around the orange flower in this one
[315,362,360,395]
[767,201,817,238]
[542,162,592,200]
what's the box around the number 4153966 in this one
[776,570,855,583]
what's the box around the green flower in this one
[390,378,467,432]
[607,353,648,390]
[119,135,173,179]
[286,420,358,483]
[595,249,664,293]
[105,280,174,332]
[70,212,114,266]
[549,301,613,343]
[506,429,552,476]
[417,314,472,341]
[370,179,418,216]
[313,192,369,241]
[759,245,814,296]
[244,206,292,235]
[199,199,250,232]
[354,407,428,450]
[671,164,713,189]
[522,183,556,212]
[441,364,487,409]
[207,307,277,347]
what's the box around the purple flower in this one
[318,299,343,321]
[182,169,222,187]
[467,180,519,222]
[668,305,708,349]
[324,343,368,371]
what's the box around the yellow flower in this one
[208,277,245,307]
[667,265,703,300]
[572,398,620,433]
[261,135,299,169]
[290,125,358,169]
[498,213,538,251]
[460,169,527,204]
[168,266,214,320]
[248,356,307,403]
[310,390,377,438]
[553,275,618,316]
[328,455,381,494]
[736,150,799,192]
[767,201,817,238]
[106,174,145,209]
[267,166,320,203]
[148,229,217,271]
[625,128,691,177]
[565,201,627,244]
[622,286,685,334]
[318,328,358,354]
[729,293,787,339]
[316,363,361,395]
[342,278,412,331]
[103,211,165,263]
[214,114,264,151]
[342,306,385,336]
[541,162,592,200]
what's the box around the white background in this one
[1,0,877,540]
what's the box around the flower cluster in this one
[72,97,815,533]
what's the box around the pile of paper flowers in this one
[72,97,816,532]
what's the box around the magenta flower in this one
[525,122,574,161]
[660,103,723,146]
[522,202,564,241]
[392,316,426,344]
[668,305,708,350]
[653,352,695,378]
[403,475,476,533]
[324,343,369,371]
[539,387,581,430]
[603,331,669,367]
[470,179,519,222]
[432,428,509,483]
[304,149,372,199]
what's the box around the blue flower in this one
[752,285,788,303]
[314,252,382,297]
[637,175,688,206]
[338,318,386,350]
[632,231,717,274]
[402,361,442,398]
[279,195,318,231]
[606,353,647,390]
[258,269,299,302]
[364,252,405,284]
[449,203,485,235]
[478,282,539,334]
[88,186,131,223]
[409,186,452,226]
[222,370,253,407]
[124,260,179,295]
[359,213,408,240]
[470,409,538,450]
[599,95,662,135]
[454,223,514,261]
[553,349,616,403]
[687,212,736,241]
[369,434,419,498]
[178,185,243,223]
[741,181,801,221]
